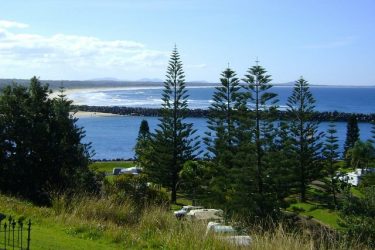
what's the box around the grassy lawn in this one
[171,194,193,211]
[0,194,247,250]
[350,186,364,198]
[287,202,340,229]
[286,183,343,229]
[89,161,134,174]
[0,195,120,250]
[30,223,119,250]
[1,190,370,249]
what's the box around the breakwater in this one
[74,105,374,122]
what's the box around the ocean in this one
[68,85,375,114]
[71,85,375,160]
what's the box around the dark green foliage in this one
[104,174,169,207]
[0,78,98,204]
[339,186,375,248]
[241,64,281,217]
[344,115,360,164]
[138,119,150,138]
[204,67,248,210]
[179,160,208,205]
[134,119,151,168]
[205,67,246,159]
[359,172,375,189]
[346,140,375,170]
[146,47,199,203]
[286,77,323,202]
[270,121,296,206]
[370,120,375,144]
[322,122,340,207]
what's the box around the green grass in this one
[286,184,342,229]
[0,194,238,250]
[287,202,340,229]
[89,161,134,173]
[350,187,364,198]
[0,195,119,250]
[1,193,371,250]
[30,223,119,250]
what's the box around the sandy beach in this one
[72,111,120,118]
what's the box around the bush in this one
[52,194,139,226]
[103,174,169,207]
[291,206,305,213]
[339,186,375,248]
[359,172,375,189]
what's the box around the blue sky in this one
[0,0,374,85]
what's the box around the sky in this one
[0,0,375,85]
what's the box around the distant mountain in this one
[88,77,121,81]
[273,82,295,86]
[2,78,373,91]
[137,78,163,83]
[188,80,210,84]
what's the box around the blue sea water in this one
[77,116,373,160]
[72,86,375,160]
[69,85,375,114]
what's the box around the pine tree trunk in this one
[171,166,177,203]
[300,182,306,202]
[332,179,337,208]
[171,183,177,204]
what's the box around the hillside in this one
[1,193,370,250]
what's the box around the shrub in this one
[103,174,169,207]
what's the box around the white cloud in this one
[0,20,169,80]
[0,20,29,29]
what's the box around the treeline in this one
[74,105,375,122]
[134,47,375,246]
[0,78,101,204]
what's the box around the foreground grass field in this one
[1,193,372,250]
[1,161,365,249]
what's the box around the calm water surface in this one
[73,85,374,160]
[77,116,373,160]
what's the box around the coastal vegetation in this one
[3,192,373,250]
[0,47,374,249]
[0,78,100,204]
[138,47,200,203]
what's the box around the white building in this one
[339,168,375,186]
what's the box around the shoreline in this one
[73,105,375,122]
[72,111,120,118]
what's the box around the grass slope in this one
[287,202,340,228]
[0,195,119,250]
[89,161,134,174]
[2,193,369,250]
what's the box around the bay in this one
[72,85,374,160]
[77,115,373,160]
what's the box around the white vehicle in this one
[120,166,142,175]
[186,209,224,221]
[206,222,252,247]
[113,167,142,175]
[174,205,203,219]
